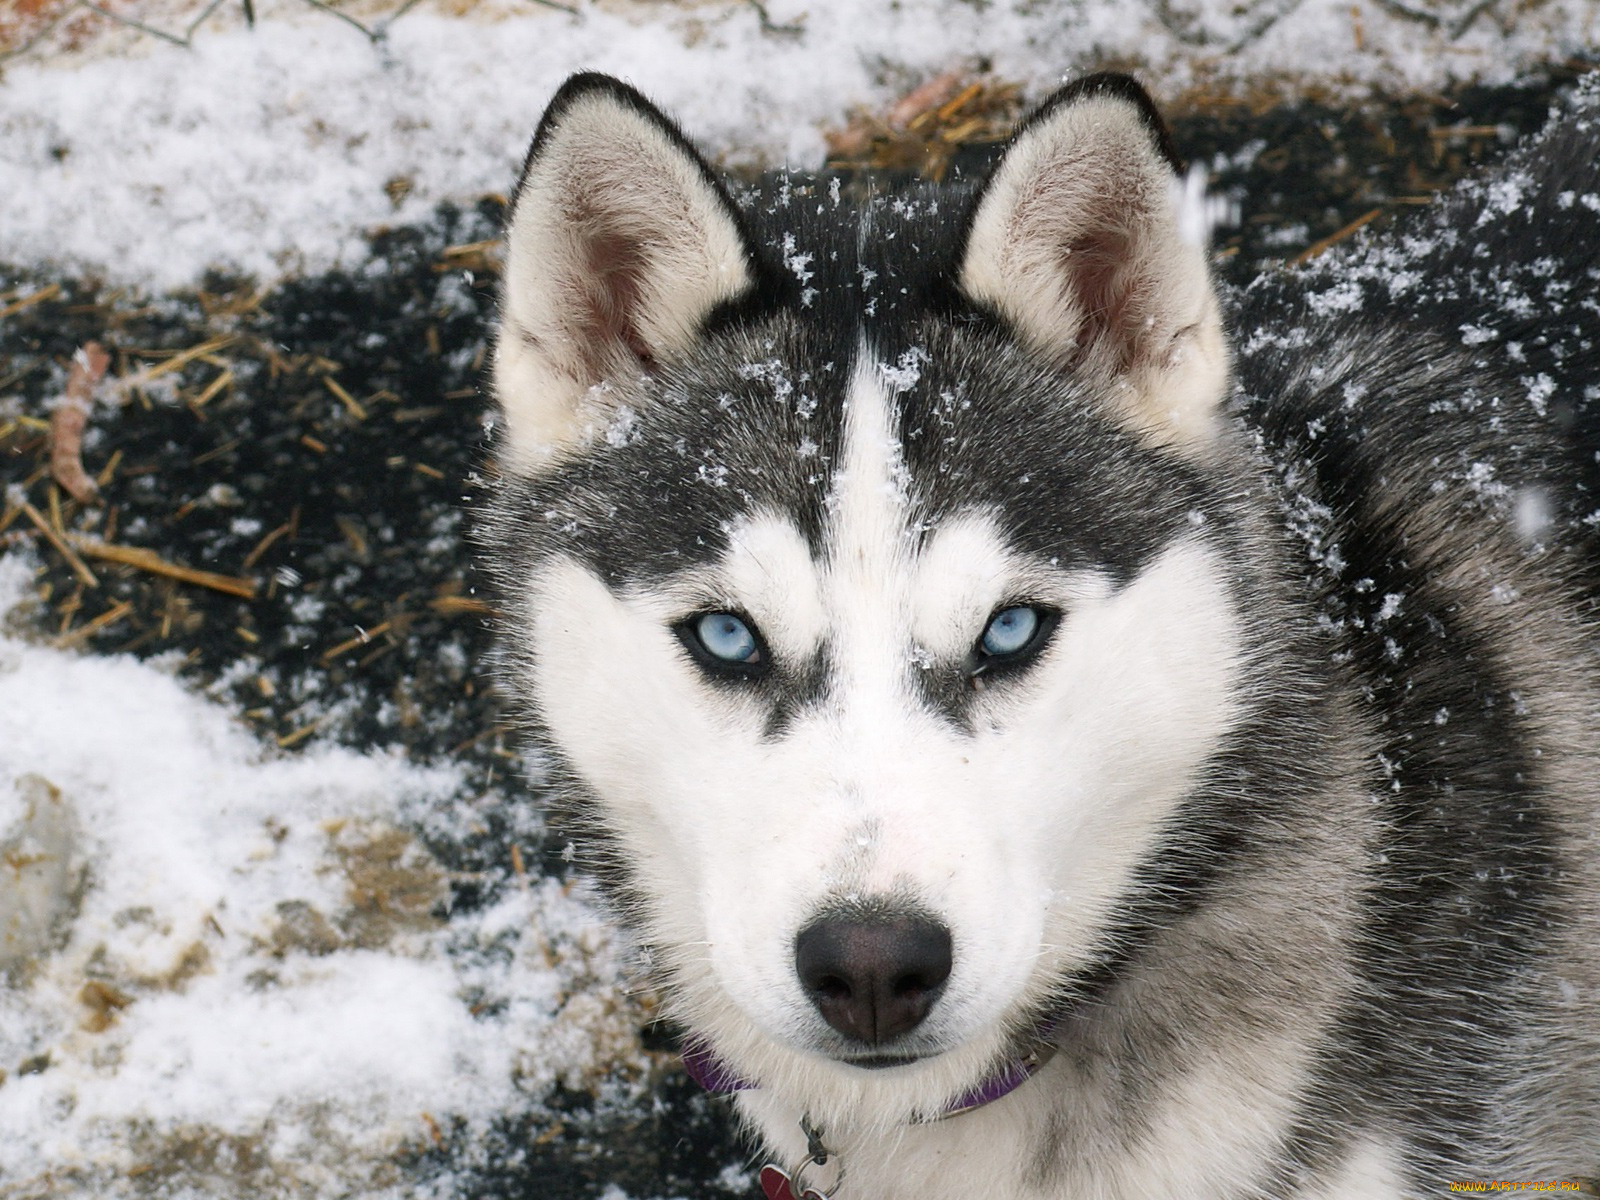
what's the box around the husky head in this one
[486,72,1246,1125]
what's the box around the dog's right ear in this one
[494,74,756,474]
[956,73,1228,453]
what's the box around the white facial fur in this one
[519,359,1244,1124]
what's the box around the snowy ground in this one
[2,0,1598,288]
[0,554,642,1195]
[1,1,1597,1197]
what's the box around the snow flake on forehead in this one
[878,347,929,394]
[736,353,822,421]
[781,232,818,309]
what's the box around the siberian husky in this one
[478,70,1600,1199]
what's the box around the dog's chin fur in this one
[680,989,1038,1132]
[480,70,1600,1197]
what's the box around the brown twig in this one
[55,600,134,649]
[124,335,235,387]
[97,448,124,487]
[429,595,496,617]
[323,376,368,421]
[21,502,99,587]
[191,368,233,408]
[0,283,62,319]
[242,519,295,570]
[420,1111,446,1148]
[51,342,110,505]
[1290,207,1383,266]
[886,71,965,131]
[277,714,330,749]
[321,619,394,664]
[68,536,257,598]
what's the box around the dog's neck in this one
[684,1037,1057,1199]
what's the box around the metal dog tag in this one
[759,1163,832,1200]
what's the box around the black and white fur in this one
[479,70,1600,1197]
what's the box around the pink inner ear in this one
[572,216,658,378]
[1059,216,1147,375]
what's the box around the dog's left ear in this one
[958,73,1228,451]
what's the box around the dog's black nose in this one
[794,914,953,1045]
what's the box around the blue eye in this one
[693,612,762,665]
[980,605,1041,658]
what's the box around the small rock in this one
[1,775,87,975]
[328,819,448,948]
[79,979,135,1033]
[18,1052,51,1076]
[270,899,343,957]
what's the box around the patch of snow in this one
[2,0,1599,289]
[782,231,818,308]
[879,347,928,394]
[1522,372,1556,416]
[1514,485,1552,542]
[0,553,641,1194]
[1306,279,1366,316]
[1476,172,1529,225]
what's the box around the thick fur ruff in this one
[478,70,1600,1198]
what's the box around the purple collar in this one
[681,1034,1055,1120]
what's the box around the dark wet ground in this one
[0,62,1593,1198]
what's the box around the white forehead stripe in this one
[815,354,922,710]
[829,355,912,571]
